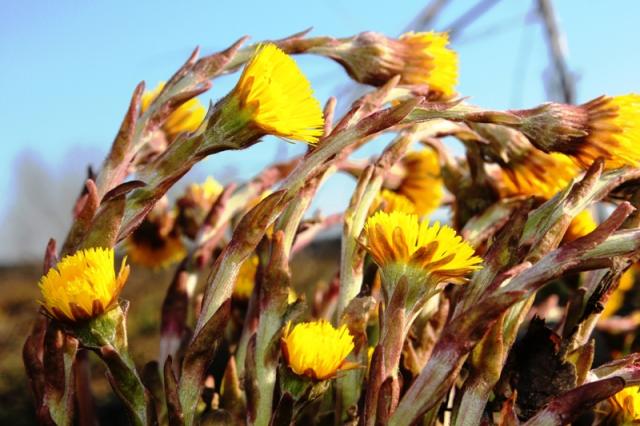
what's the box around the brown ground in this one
[0,238,340,425]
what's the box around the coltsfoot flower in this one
[126,228,185,269]
[281,320,355,380]
[39,248,129,322]
[363,211,482,287]
[126,215,186,269]
[232,255,259,300]
[213,43,325,147]
[175,176,224,239]
[142,82,207,141]
[372,189,417,215]
[311,32,458,99]
[394,149,444,216]
[186,176,223,206]
[513,94,640,169]
[496,150,579,200]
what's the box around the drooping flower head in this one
[220,43,324,145]
[174,176,224,239]
[496,150,579,200]
[512,94,640,169]
[394,148,444,216]
[141,82,206,141]
[39,248,129,323]
[363,211,482,288]
[126,200,186,269]
[397,32,458,98]
[371,189,417,215]
[126,221,186,269]
[310,31,458,99]
[281,320,355,380]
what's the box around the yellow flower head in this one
[372,190,417,215]
[233,255,259,300]
[39,248,129,322]
[281,320,355,380]
[514,94,640,169]
[563,209,597,243]
[610,385,640,423]
[397,32,458,98]
[186,176,223,206]
[313,32,457,99]
[126,219,186,269]
[575,94,640,169]
[395,149,444,216]
[363,211,482,286]
[141,82,206,141]
[229,43,324,144]
[497,151,579,200]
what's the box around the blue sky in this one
[1,0,639,260]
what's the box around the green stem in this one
[100,348,149,426]
[252,307,282,426]
[76,308,149,426]
[337,170,383,317]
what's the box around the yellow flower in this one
[281,320,355,380]
[186,176,223,206]
[126,219,186,269]
[563,210,597,243]
[39,248,129,322]
[398,32,458,98]
[394,149,444,216]
[513,94,640,169]
[233,255,258,300]
[371,190,417,215]
[609,385,640,423]
[229,43,324,144]
[574,94,640,169]
[312,32,457,99]
[363,211,482,286]
[497,151,579,200]
[141,82,206,141]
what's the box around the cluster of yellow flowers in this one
[33,30,640,424]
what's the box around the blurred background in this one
[1,0,638,424]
